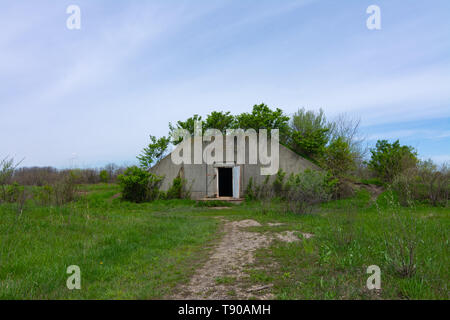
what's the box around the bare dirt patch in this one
[173,219,309,300]
[267,222,285,227]
[111,193,121,199]
[275,231,300,243]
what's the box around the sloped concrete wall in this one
[150,137,319,199]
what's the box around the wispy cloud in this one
[1,0,450,167]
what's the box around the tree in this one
[289,108,331,158]
[368,140,418,183]
[324,137,356,178]
[99,170,109,183]
[104,163,117,179]
[0,156,22,201]
[204,111,236,133]
[137,135,170,170]
[330,114,367,156]
[169,114,203,145]
[235,104,290,137]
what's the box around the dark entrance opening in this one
[218,167,233,197]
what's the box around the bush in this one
[245,177,256,201]
[417,161,449,207]
[33,185,54,206]
[283,169,331,214]
[165,176,190,199]
[377,190,422,277]
[392,160,449,207]
[1,182,24,203]
[272,169,286,197]
[255,176,274,214]
[117,166,162,203]
[53,171,79,206]
[333,178,356,199]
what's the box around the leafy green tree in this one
[137,135,170,170]
[289,108,331,158]
[235,104,290,137]
[99,170,109,183]
[324,137,355,178]
[169,114,203,145]
[204,111,236,132]
[368,140,418,183]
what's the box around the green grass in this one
[0,184,218,299]
[195,200,234,207]
[360,178,384,186]
[0,184,448,299]
[246,190,449,299]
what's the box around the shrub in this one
[53,171,79,206]
[377,190,422,277]
[33,185,54,206]
[417,161,449,207]
[257,176,274,214]
[1,182,24,203]
[283,169,331,214]
[165,176,190,199]
[117,166,162,203]
[272,169,286,197]
[245,177,256,201]
[334,178,356,199]
[392,160,449,207]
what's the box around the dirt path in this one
[356,183,384,201]
[173,219,310,300]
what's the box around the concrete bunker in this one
[149,137,318,200]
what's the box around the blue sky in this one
[1,0,449,168]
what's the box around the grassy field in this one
[0,184,448,299]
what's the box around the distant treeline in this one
[12,164,126,186]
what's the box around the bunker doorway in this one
[218,167,233,197]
